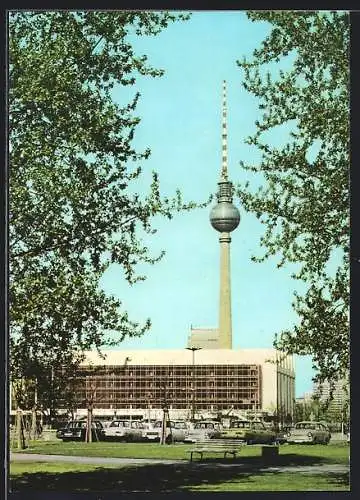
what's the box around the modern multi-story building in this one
[313,377,349,419]
[295,391,314,406]
[69,348,295,420]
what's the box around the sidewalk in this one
[10,452,183,466]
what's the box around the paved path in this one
[10,452,350,474]
[10,452,183,466]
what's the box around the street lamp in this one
[186,347,201,422]
[123,357,131,421]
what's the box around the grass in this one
[11,439,350,464]
[10,461,119,475]
[9,441,350,492]
[9,460,350,492]
[187,472,349,491]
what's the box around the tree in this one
[9,11,198,417]
[236,11,349,387]
[294,397,327,423]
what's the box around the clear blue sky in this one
[99,11,315,397]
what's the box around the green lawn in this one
[10,442,350,492]
[11,440,350,464]
[10,459,350,492]
[187,472,349,492]
[10,461,119,475]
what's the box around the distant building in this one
[187,327,220,349]
[296,391,314,405]
[295,391,315,421]
[314,377,349,418]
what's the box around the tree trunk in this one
[85,406,93,443]
[30,407,37,440]
[16,408,26,450]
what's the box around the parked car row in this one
[56,419,193,443]
[56,419,332,445]
[219,420,331,445]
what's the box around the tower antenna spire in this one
[221,80,228,181]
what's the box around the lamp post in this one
[186,347,201,422]
[147,392,152,424]
[123,357,131,421]
[160,377,171,445]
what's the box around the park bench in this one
[186,438,245,462]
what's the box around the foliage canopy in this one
[237,11,349,386]
[9,11,196,413]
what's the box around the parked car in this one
[99,419,113,428]
[126,421,146,441]
[274,429,289,445]
[103,420,143,442]
[56,420,105,441]
[287,421,331,444]
[139,419,157,431]
[184,421,222,443]
[219,420,277,445]
[152,420,189,443]
[141,421,160,441]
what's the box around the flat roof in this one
[82,348,293,369]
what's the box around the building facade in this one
[187,327,220,349]
[313,377,349,419]
[68,349,295,420]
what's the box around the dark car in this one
[56,420,105,441]
[275,429,289,445]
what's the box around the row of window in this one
[72,403,261,410]
[82,371,260,376]
[84,396,260,401]
[82,382,259,389]
[79,366,260,376]
[76,394,260,404]
[79,387,260,395]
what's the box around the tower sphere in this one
[210,201,240,233]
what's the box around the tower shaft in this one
[219,233,232,348]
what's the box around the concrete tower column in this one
[219,232,232,348]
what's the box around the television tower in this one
[209,81,240,349]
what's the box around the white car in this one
[287,421,331,445]
[141,422,160,441]
[151,420,189,443]
[103,420,143,442]
[184,421,222,443]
